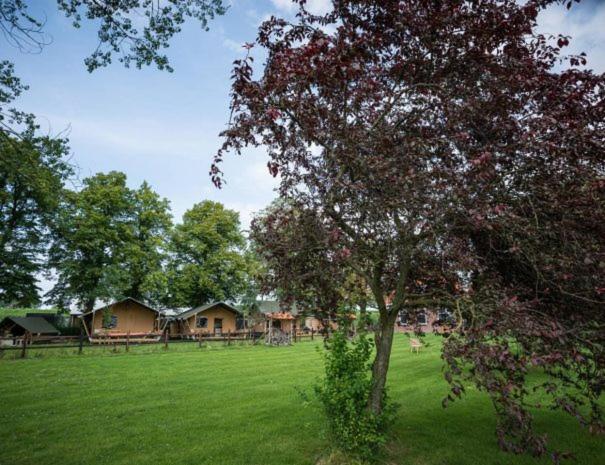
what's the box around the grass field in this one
[0,308,57,319]
[0,335,602,465]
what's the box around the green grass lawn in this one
[0,335,602,465]
[0,308,58,319]
[0,308,64,338]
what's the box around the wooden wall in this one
[181,306,238,335]
[90,301,158,334]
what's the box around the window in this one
[417,312,428,325]
[236,317,245,331]
[102,314,118,329]
[398,311,408,326]
[196,316,208,328]
[438,309,452,324]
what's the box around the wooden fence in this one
[0,328,320,358]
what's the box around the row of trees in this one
[1,140,252,310]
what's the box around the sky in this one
[3,0,605,296]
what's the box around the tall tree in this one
[123,181,172,303]
[0,133,71,306]
[168,201,248,308]
[214,0,604,459]
[47,171,135,311]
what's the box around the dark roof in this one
[0,317,59,334]
[82,297,160,316]
[255,300,300,315]
[176,302,242,320]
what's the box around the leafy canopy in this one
[215,0,604,460]
[0,134,71,306]
[168,200,249,308]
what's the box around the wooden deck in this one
[89,332,161,344]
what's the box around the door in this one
[214,318,223,335]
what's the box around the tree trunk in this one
[84,297,95,313]
[368,310,397,415]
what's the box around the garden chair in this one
[409,338,422,354]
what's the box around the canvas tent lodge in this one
[0,316,60,346]
[170,302,244,338]
[79,297,163,343]
[0,316,60,338]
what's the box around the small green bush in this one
[315,325,394,460]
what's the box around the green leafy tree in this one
[0,134,71,306]
[47,171,135,311]
[168,201,248,308]
[123,181,172,303]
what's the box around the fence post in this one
[164,330,168,350]
[311,328,314,341]
[198,332,202,348]
[78,329,84,355]
[21,331,28,359]
[227,330,231,346]
[126,331,130,352]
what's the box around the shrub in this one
[315,324,394,460]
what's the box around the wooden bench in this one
[409,338,423,353]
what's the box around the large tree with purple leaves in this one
[214,0,604,459]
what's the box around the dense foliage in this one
[215,0,604,460]
[0,134,71,306]
[43,175,252,311]
[123,181,173,302]
[167,201,250,308]
[316,322,393,459]
[47,172,141,310]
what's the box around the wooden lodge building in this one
[0,316,60,338]
[170,302,244,338]
[80,298,163,342]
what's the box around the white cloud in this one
[536,1,605,73]
[270,0,332,16]
[41,114,207,161]
[223,38,247,53]
[270,0,296,13]
[245,9,273,28]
